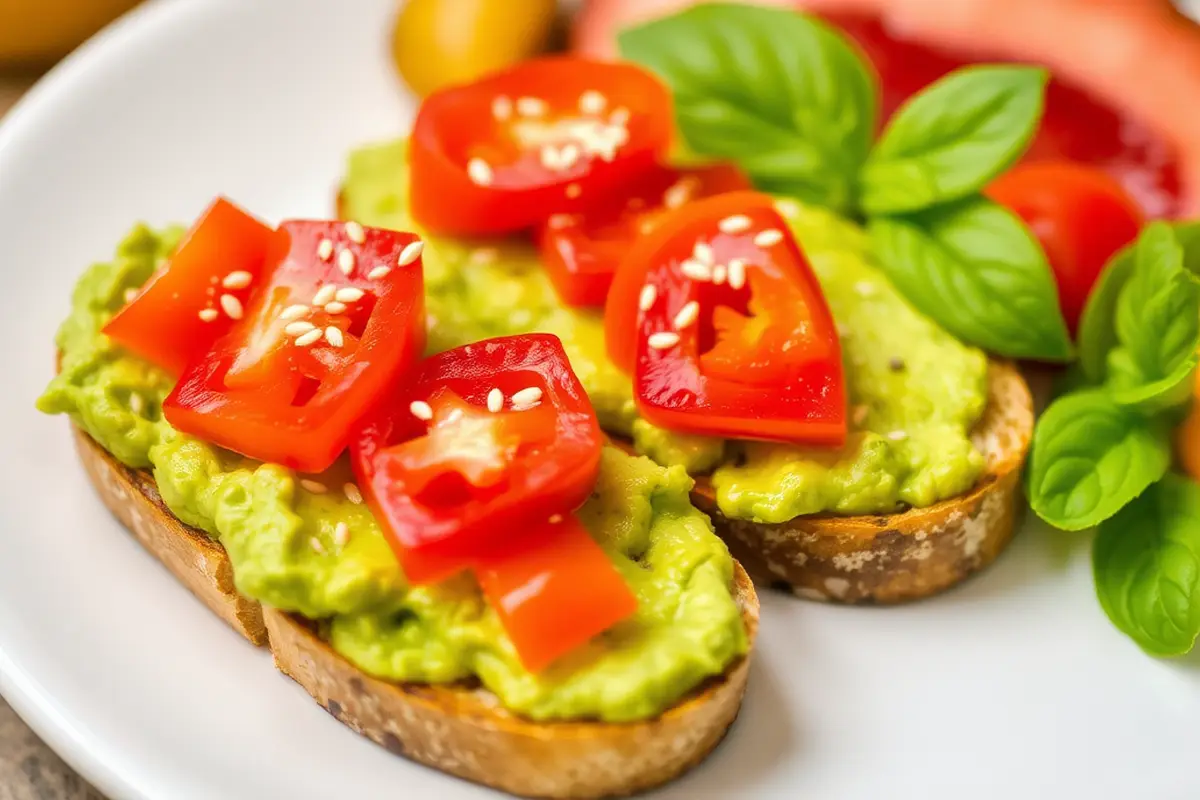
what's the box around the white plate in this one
[1,1,1198,798]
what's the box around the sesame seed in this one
[852,405,869,426]
[446,407,464,423]
[712,264,727,285]
[343,483,363,504]
[198,308,219,322]
[124,287,139,303]
[887,430,909,442]
[317,238,334,261]
[610,107,630,125]
[754,228,784,247]
[517,96,547,116]
[727,258,747,290]
[312,285,337,306]
[471,248,498,264]
[310,537,326,555]
[285,321,316,337]
[492,95,512,120]
[648,331,681,350]
[220,294,244,320]
[410,400,433,421]
[680,259,712,281]
[693,241,714,264]
[294,328,323,347]
[487,387,504,413]
[549,513,564,524]
[511,387,543,408]
[775,199,801,219]
[855,281,877,298]
[540,144,561,170]
[559,143,581,169]
[345,221,365,244]
[566,183,582,199]
[673,301,700,330]
[280,304,309,321]
[333,522,350,548]
[300,479,327,494]
[663,183,690,209]
[580,90,607,115]
[398,240,424,266]
[128,393,144,415]
[468,157,493,186]
[221,271,253,289]
[367,266,391,280]
[335,287,365,303]
[338,248,356,276]
[638,284,657,312]
[548,213,574,230]
[325,327,344,348]
[718,214,753,234]
[324,301,347,314]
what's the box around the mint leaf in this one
[1077,244,1135,384]
[860,65,1047,214]
[1094,474,1200,656]
[1027,390,1170,530]
[868,196,1072,360]
[619,4,876,213]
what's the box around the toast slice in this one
[71,427,759,798]
[696,360,1034,604]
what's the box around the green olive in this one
[392,0,559,97]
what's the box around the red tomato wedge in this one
[536,163,750,307]
[351,333,603,584]
[163,221,426,473]
[103,197,275,375]
[476,514,638,672]
[409,56,673,236]
[987,161,1143,334]
[605,192,846,446]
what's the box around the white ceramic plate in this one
[1,1,1198,798]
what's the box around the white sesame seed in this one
[468,157,494,186]
[280,304,309,321]
[548,513,564,524]
[285,321,316,337]
[333,521,350,548]
[312,285,337,306]
[367,266,392,280]
[124,287,139,303]
[680,259,712,281]
[754,228,784,247]
[540,144,562,171]
[663,182,690,209]
[712,264,727,285]
[648,331,681,350]
[559,143,581,169]
[325,327,344,348]
[471,247,498,264]
[300,479,328,494]
[222,271,253,289]
[324,301,347,314]
[566,183,582,199]
[854,280,877,297]
[511,387,543,407]
[487,387,504,413]
[548,213,574,230]
[398,240,424,266]
[317,238,334,261]
[852,405,869,427]
[775,198,801,219]
[727,258,747,290]
[492,95,513,120]
[310,537,326,555]
[638,284,657,312]
[338,248,356,276]
[343,483,363,504]
[693,241,714,264]
[446,407,464,423]
[345,220,365,244]
[517,96,547,117]
[718,214,753,234]
[580,90,607,115]
[410,400,433,421]
[673,301,700,330]
[610,107,630,125]
[220,294,244,320]
[887,430,909,442]
[128,393,144,415]
[295,328,324,347]
[198,308,219,322]
[335,287,365,303]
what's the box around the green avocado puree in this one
[341,140,988,522]
[37,226,746,722]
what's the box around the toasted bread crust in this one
[696,360,1033,603]
[71,426,758,798]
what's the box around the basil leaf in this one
[1077,244,1135,384]
[1172,220,1200,278]
[1027,390,1170,530]
[1094,473,1200,656]
[619,3,876,213]
[868,196,1072,360]
[860,65,1047,214]
[1109,354,1198,414]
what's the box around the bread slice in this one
[71,426,759,798]
[695,359,1034,604]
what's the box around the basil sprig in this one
[619,5,1071,362]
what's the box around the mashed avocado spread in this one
[38,226,747,722]
[341,140,988,522]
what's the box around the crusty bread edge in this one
[71,426,759,799]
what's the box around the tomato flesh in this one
[536,163,750,307]
[103,197,275,375]
[164,221,426,473]
[606,191,845,446]
[987,161,1143,334]
[410,56,673,236]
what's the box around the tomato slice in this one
[351,333,603,584]
[605,191,846,446]
[103,197,276,375]
[409,56,673,236]
[987,161,1143,334]
[476,514,638,672]
[163,221,426,473]
[535,163,750,307]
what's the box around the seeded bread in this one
[70,426,758,798]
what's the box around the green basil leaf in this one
[1094,473,1200,656]
[867,196,1072,360]
[1109,354,1198,414]
[1077,244,1135,384]
[1027,390,1170,530]
[1170,220,1200,278]
[859,65,1047,214]
[618,3,876,213]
